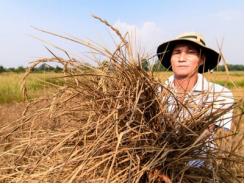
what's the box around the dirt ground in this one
[0,102,27,125]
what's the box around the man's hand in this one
[148,169,172,183]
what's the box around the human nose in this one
[179,52,187,62]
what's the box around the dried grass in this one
[0,16,243,183]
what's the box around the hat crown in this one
[176,32,206,46]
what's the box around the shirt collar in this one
[165,73,209,92]
[193,73,209,92]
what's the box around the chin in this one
[174,73,191,79]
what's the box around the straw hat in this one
[156,32,221,73]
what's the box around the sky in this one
[0,0,244,67]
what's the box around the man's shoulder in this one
[195,74,231,92]
[206,80,234,108]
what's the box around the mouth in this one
[177,65,189,67]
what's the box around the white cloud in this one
[113,20,165,56]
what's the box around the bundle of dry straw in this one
[0,16,243,182]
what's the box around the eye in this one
[172,49,180,54]
[188,50,198,54]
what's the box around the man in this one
[157,32,234,132]
[155,33,234,181]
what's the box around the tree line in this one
[0,64,63,73]
[141,59,244,72]
[0,61,243,73]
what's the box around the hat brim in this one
[157,39,221,73]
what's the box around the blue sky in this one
[0,0,243,67]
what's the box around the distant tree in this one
[152,60,167,71]
[141,59,149,71]
[35,63,54,72]
[15,66,25,73]
[7,67,15,72]
[230,64,244,71]
[215,64,244,71]
[54,65,63,73]
[0,66,6,73]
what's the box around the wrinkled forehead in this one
[173,41,201,51]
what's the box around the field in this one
[0,70,243,130]
[0,71,243,104]
[0,72,63,124]
[0,70,243,182]
[0,72,63,104]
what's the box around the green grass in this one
[0,72,63,104]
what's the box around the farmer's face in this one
[170,43,204,78]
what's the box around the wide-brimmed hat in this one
[156,32,221,73]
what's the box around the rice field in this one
[0,71,243,104]
[0,72,63,104]
[1,71,241,126]
[0,65,243,182]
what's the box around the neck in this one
[173,73,198,93]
